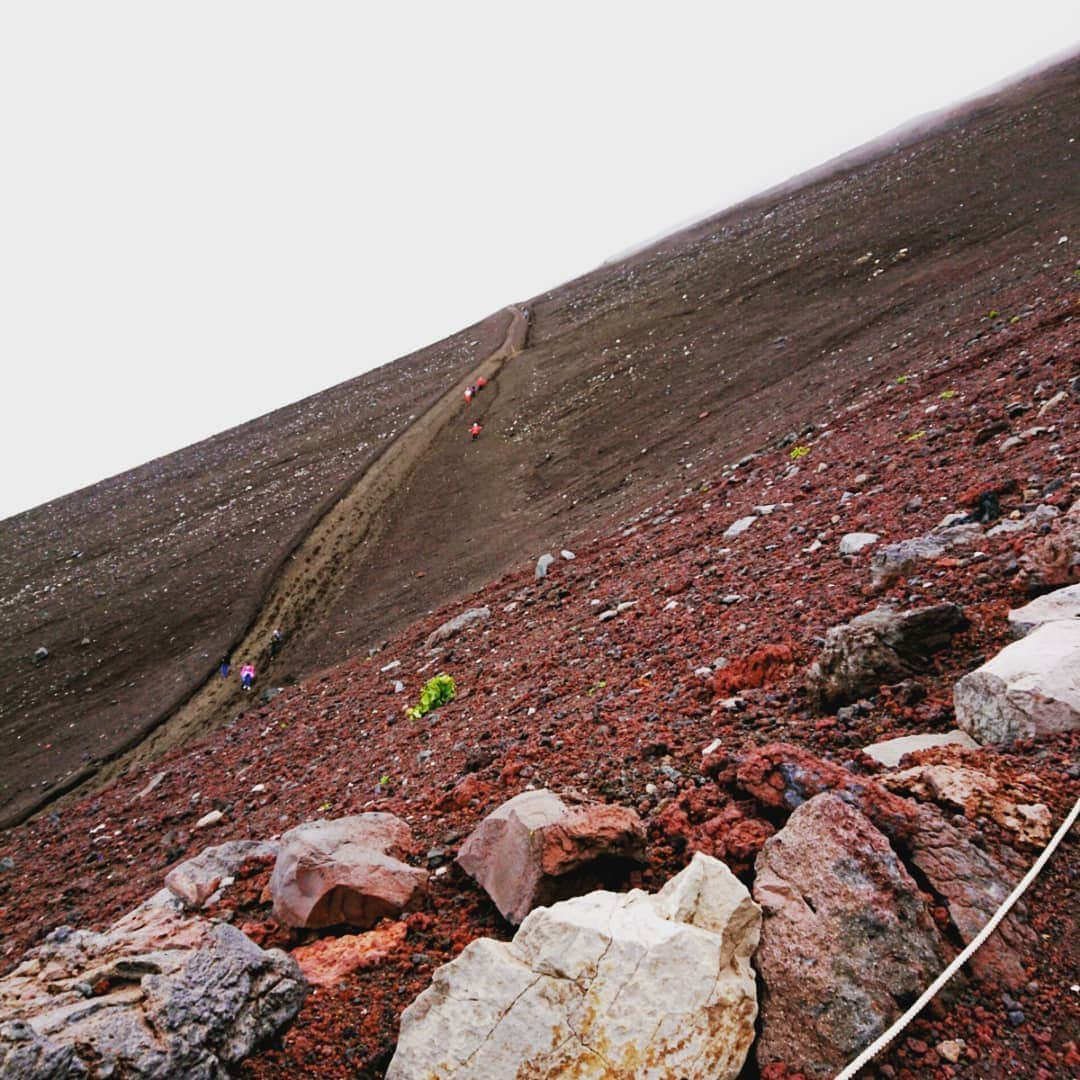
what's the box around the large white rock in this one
[386,852,761,1079]
[1007,583,1080,635]
[954,619,1080,743]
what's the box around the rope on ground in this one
[834,794,1080,1080]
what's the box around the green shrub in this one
[939,389,957,400]
[405,673,456,719]
[789,445,810,460]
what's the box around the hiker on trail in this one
[475,376,488,391]
[240,663,256,691]
[470,421,483,440]
[220,655,230,678]
[269,628,283,660]
[464,386,475,403]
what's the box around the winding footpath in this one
[45,306,531,807]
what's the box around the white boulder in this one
[863,729,979,768]
[1007,583,1080,636]
[954,619,1080,743]
[386,852,760,1079]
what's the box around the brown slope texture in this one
[0,310,516,826]
[0,281,1076,1079]
[2,55,1078,835]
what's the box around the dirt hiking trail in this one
[72,306,530,798]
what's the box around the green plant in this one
[896,374,911,385]
[789,445,810,460]
[405,673,456,719]
[939,389,958,400]
[987,308,999,318]
[903,430,927,442]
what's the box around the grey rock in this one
[954,619,1080,744]
[724,516,757,539]
[1008,582,1080,635]
[425,607,491,649]
[0,895,305,1079]
[165,840,280,910]
[31,647,49,666]
[534,553,555,579]
[807,603,969,710]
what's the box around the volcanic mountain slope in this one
[1,55,1077,836]
[0,282,1075,1078]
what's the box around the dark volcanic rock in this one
[806,602,969,711]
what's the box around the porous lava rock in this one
[0,892,305,1078]
[165,838,280,910]
[269,814,427,929]
[806,602,969,711]
[386,852,760,1079]
[753,793,946,1078]
[954,619,1080,744]
[880,763,1052,846]
[290,921,408,987]
[712,643,795,695]
[456,788,646,925]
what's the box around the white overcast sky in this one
[2,3,1078,521]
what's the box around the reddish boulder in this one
[456,789,646,924]
[164,839,279,910]
[269,814,427,930]
[738,743,1035,990]
[753,793,946,1078]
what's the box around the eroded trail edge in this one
[33,306,530,818]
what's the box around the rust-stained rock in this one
[456,788,646,925]
[291,920,408,987]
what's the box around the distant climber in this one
[269,628,284,659]
[470,421,483,440]
[464,386,475,403]
[240,663,256,691]
[219,655,231,679]
[475,376,488,391]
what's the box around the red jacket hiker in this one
[469,422,482,440]
[475,376,488,390]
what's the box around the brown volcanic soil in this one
[1,58,1077,830]
[0,285,1077,1078]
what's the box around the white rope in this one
[834,795,1080,1080]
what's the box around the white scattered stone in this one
[839,531,880,555]
[560,549,576,560]
[379,659,401,673]
[724,516,757,538]
[954,620,1080,743]
[393,680,405,694]
[535,553,556,579]
[134,771,167,800]
[386,853,760,1080]
[703,737,723,757]
[251,783,267,794]
[863,730,980,768]
[195,810,224,829]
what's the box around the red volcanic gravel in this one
[1,293,1078,1078]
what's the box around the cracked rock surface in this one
[386,852,760,1078]
[0,892,306,1078]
